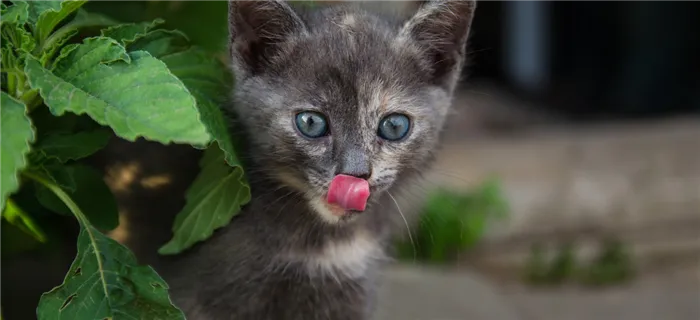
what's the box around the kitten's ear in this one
[228,0,306,78]
[399,0,477,90]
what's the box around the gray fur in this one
[161,1,476,319]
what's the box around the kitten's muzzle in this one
[335,147,372,180]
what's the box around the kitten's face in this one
[229,1,475,224]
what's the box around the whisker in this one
[388,191,416,262]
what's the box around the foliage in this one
[579,238,635,286]
[82,0,318,54]
[1,0,252,317]
[525,242,576,285]
[524,238,635,286]
[395,177,510,263]
[159,144,249,255]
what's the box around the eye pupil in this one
[295,111,328,138]
[378,114,410,141]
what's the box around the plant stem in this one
[6,71,17,96]
[22,170,112,306]
[22,171,90,228]
[22,90,41,112]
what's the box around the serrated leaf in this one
[40,9,120,64]
[128,29,190,58]
[159,144,250,255]
[0,92,35,209]
[34,129,111,163]
[1,20,36,54]
[25,37,211,146]
[37,225,184,320]
[30,0,87,44]
[100,18,166,46]
[160,48,240,166]
[1,1,29,25]
[126,30,240,166]
[34,165,118,231]
[26,1,61,24]
[2,198,46,242]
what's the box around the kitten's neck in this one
[240,176,392,278]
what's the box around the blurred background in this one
[3,1,699,319]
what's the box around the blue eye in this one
[295,111,328,138]
[378,113,410,141]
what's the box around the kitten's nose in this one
[336,149,372,180]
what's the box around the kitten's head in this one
[228,0,475,224]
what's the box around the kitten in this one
[161,1,476,319]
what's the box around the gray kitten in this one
[161,1,476,319]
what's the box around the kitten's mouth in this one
[324,174,371,216]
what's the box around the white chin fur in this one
[309,197,342,224]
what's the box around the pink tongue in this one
[327,174,370,211]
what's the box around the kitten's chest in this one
[249,271,372,320]
[242,232,385,319]
[280,230,387,279]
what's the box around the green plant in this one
[579,237,635,286]
[524,238,635,287]
[1,0,251,318]
[396,177,509,263]
[82,1,318,54]
[525,242,577,285]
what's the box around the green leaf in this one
[30,0,87,45]
[37,226,185,320]
[31,164,76,192]
[159,144,251,255]
[84,1,227,52]
[26,1,61,24]
[1,1,29,25]
[157,1,228,53]
[34,165,119,231]
[2,198,46,242]
[128,28,191,58]
[160,47,241,166]
[24,37,211,146]
[40,9,121,64]
[116,26,249,254]
[125,29,240,166]
[35,185,70,216]
[0,2,36,53]
[0,92,35,209]
[27,170,184,319]
[34,129,111,163]
[100,18,166,46]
